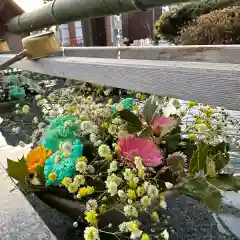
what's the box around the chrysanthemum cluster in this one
[12,81,240,240]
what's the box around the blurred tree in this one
[154,0,237,44]
[179,6,240,44]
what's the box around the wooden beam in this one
[0,54,239,111]
[58,45,240,64]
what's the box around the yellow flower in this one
[85,210,98,226]
[79,116,86,121]
[108,98,113,104]
[22,105,30,114]
[152,211,160,222]
[141,233,150,240]
[101,122,109,129]
[61,177,72,187]
[129,221,139,232]
[140,94,146,101]
[78,187,89,198]
[105,153,113,161]
[68,183,79,193]
[127,189,136,200]
[138,169,145,179]
[128,181,137,189]
[98,204,107,214]
[87,186,95,195]
[48,172,57,181]
[77,156,87,162]
[132,105,139,111]
[136,186,145,197]
[114,145,121,152]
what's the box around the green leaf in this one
[212,142,230,171]
[159,119,178,138]
[35,165,45,184]
[119,109,142,127]
[138,127,152,138]
[7,156,29,184]
[207,175,240,192]
[143,96,158,124]
[182,178,222,212]
[203,188,222,212]
[188,143,208,175]
[206,156,217,178]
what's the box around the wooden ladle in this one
[0,31,61,70]
[0,39,10,53]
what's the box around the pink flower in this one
[151,116,174,135]
[117,136,164,167]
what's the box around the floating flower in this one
[44,139,83,186]
[85,210,98,226]
[124,205,138,218]
[118,136,163,167]
[151,116,176,135]
[41,115,78,151]
[84,226,100,240]
[112,98,134,115]
[26,145,52,175]
[161,229,170,240]
[98,144,111,158]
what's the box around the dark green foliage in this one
[154,0,236,44]
[179,7,240,44]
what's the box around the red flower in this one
[117,136,163,167]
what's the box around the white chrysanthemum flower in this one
[74,174,85,185]
[106,181,118,196]
[106,173,123,186]
[98,144,111,158]
[33,116,38,124]
[130,229,143,239]
[161,229,170,240]
[165,182,173,189]
[35,94,42,101]
[30,176,41,185]
[108,160,118,173]
[163,104,177,117]
[84,226,100,240]
[123,168,134,181]
[108,124,118,135]
[12,126,20,134]
[22,105,30,114]
[118,190,126,199]
[147,185,159,199]
[140,196,152,208]
[90,133,98,143]
[133,176,139,183]
[119,222,130,232]
[142,181,150,191]
[123,205,138,218]
[86,199,98,211]
[112,117,123,125]
[116,103,124,111]
[81,121,98,134]
[134,156,144,170]
[76,161,87,173]
[94,140,103,147]
[196,123,209,133]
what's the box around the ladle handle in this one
[0,50,27,70]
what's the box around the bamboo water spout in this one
[7,0,202,34]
